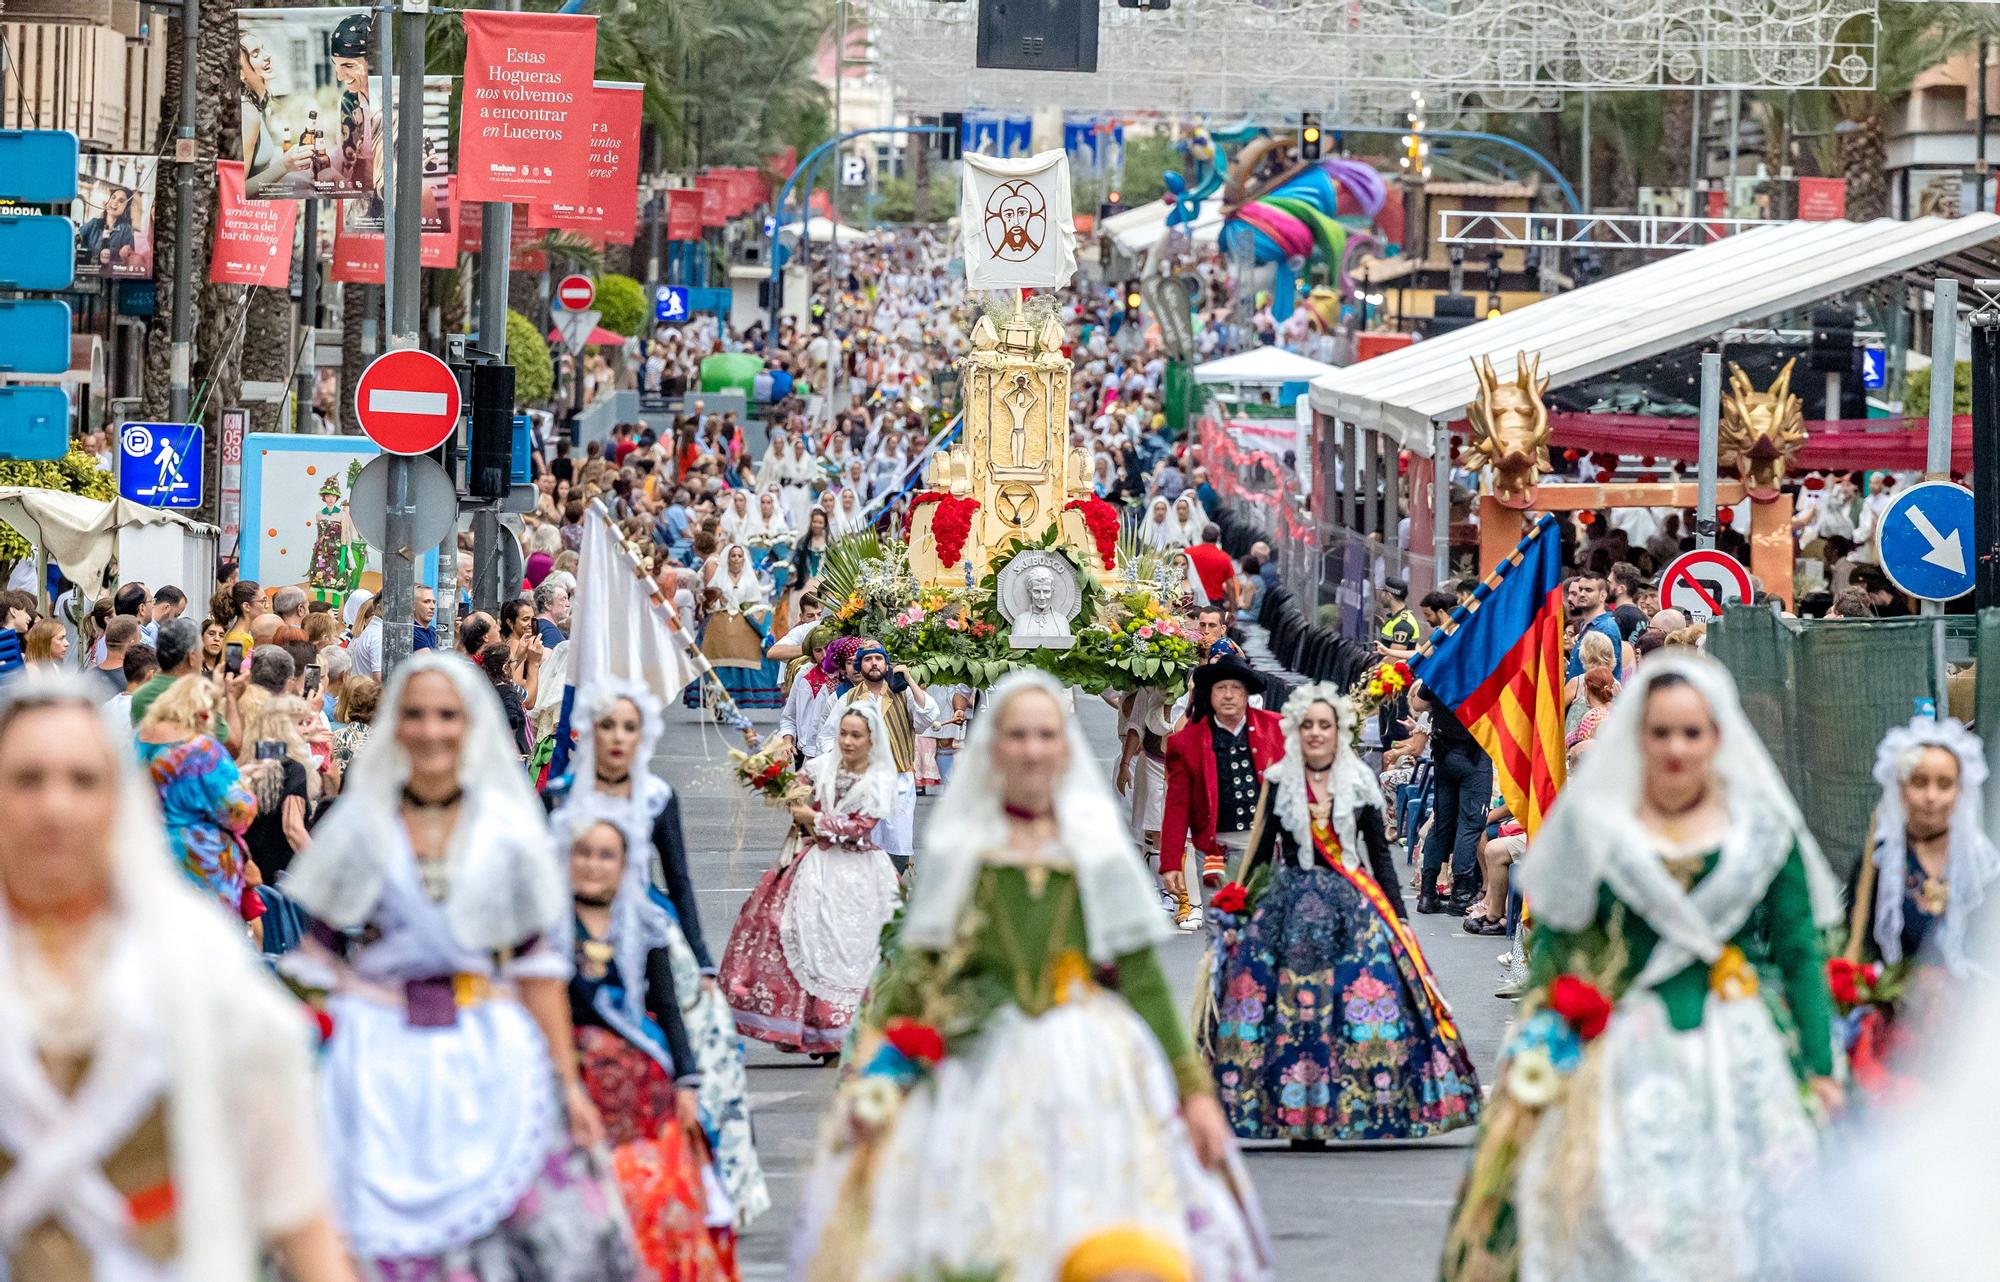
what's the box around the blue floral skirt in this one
[1205,862,1480,1141]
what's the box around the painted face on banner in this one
[985,179,1047,261]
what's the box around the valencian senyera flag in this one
[1409,514,1567,834]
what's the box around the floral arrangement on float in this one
[814,526,1201,694]
[1826,956,1912,1099]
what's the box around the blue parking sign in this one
[117,421,203,510]
[654,285,690,324]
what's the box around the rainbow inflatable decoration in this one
[1219,155,1403,319]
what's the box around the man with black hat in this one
[1160,654,1284,915]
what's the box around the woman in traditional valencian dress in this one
[559,802,738,1282]
[1200,683,1479,1146]
[1834,714,1999,1095]
[690,544,784,710]
[282,654,640,1281]
[550,680,770,1229]
[1439,655,1841,1282]
[795,672,1271,1282]
[719,703,900,1057]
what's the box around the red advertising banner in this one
[458,10,599,205]
[510,215,547,272]
[766,146,797,180]
[727,168,760,217]
[1797,176,1847,221]
[591,82,642,243]
[421,178,459,268]
[210,160,299,286]
[665,189,701,241]
[329,219,384,285]
[458,200,484,254]
[696,175,726,227]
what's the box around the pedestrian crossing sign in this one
[117,420,203,510]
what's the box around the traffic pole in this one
[295,198,320,434]
[470,0,520,624]
[1431,417,1450,592]
[1924,279,1959,714]
[1695,350,1721,551]
[380,0,428,677]
[1971,287,2000,611]
[169,0,198,422]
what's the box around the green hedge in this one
[507,309,554,406]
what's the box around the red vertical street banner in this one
[696,175,726,226]
[666,189,701,241]
[1797,176,1847,221]
[330,218,385,285]
[591,82,643,243]
[510,216,548,271]
[458,10,599,205]
[458,200,484,254]
[210,160,299,286]
[421,177,459,268]
[766,146,797,180]
[728,168,759,217]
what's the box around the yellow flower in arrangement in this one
[1709,944,1759,1001]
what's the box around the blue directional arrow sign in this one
[1879,479,1975,602]
[654,285,689,324]
[117,421,204,510]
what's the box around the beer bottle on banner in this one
[305,109,328,176]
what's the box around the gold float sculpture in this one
[1719,358,1807,503]
[1464,351,1551,510]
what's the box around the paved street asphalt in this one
[656,693,1513,1282]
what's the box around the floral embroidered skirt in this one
[577,1027,737,1282]
[1207,862,1480,1142]
[719,846,893,1055]
[357,1146,641,1282]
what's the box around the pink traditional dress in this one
[719,704,900,1055]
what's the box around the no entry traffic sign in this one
[355,349,462,456]
[1660,548,1753,623]
[555,273,595,312]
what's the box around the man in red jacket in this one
[1160,655,1285,921]
[1183,524,1237,613]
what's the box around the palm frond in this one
[817,530,884,606]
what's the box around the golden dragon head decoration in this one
[1464,351,1552,509]
[1719,358,1807,502]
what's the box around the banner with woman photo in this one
[236,6,377,201]
[73,153,157,278]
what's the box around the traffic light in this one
[466,362,516,500]
[1400,92,1430,180]
[1484,248,1503,318]
[1124,283,1142,324]
[1299,113,1322,162]
[939,112,963,161]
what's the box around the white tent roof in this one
[778,217,874,246]
[1194,345,1339,385]
[1101,197,1225,255]
[1308,215,2000,454]
[0,487,217,600]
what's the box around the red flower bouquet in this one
[882,1017,946,1067]
[1209,882,1250,915]
[1826,956,1881,1008]
[1064,496,1121,570]
[1547,974,1612,1040]
[908,490,981,567]
[728,748,797,804]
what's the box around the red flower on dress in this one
[1209,882,1249,915]
[309,1006,335,1043]
[1826,957,1879,1006]
[882,1017,946,1066]
[1547,974,1612,1040]
[1064,496,1121,570]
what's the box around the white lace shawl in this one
[282,654,567,955]
[1521,654,1842,991]
[707,545,768,615]
[906,672,1173,964]
[1868,716,1999,975]
[1264,683,1379,871]
[805,700,897,821]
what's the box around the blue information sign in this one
[0,299,73,374]
[1861,346,1887,390]
[0,386,70,461]
[512,414,533,486]
[0,216,76,291]
[654,285,690,324]
[0,129,79,203]
[1878,479,1975,602]
[117,421,204,510]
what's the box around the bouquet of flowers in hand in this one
[728,747,796,806]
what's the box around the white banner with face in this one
[957,149,1077,292]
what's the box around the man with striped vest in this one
[808,639,938,869]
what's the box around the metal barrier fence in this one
[1707,606,1986,877]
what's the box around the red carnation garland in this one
[909,489,980,567]
[1064,496,1120,570]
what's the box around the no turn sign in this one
[354,349,462,456]
[1660,548,1753,623]
[555,274,595,312]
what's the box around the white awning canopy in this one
[1308,215,2000,454]
[1101,197,1225,255]
[1194,345,1339,385]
